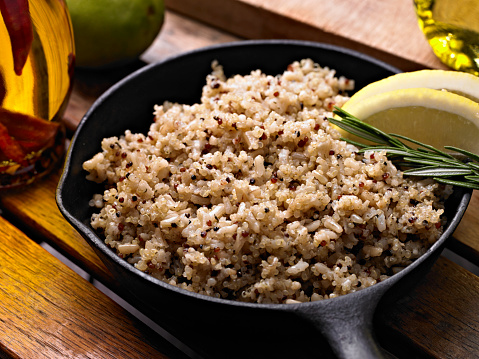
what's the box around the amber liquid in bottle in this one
[414,0,479,76]
[0,0,74,188]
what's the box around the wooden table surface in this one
[1,1,479,358]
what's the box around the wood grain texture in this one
[142,11,239,64]
[450,190,479,265]
[165,0,449,72]
[0,167,113,285]
[377,257,479,358]
[0,216,181,359]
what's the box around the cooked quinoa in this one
[83,59,448,304]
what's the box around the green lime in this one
[66,0,165,68]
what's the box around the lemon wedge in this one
[339,87,479,152]
[345,70,479,107]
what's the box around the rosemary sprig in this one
[329,107,479,190]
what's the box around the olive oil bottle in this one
[414,0,479,76]
[0,0,74,188]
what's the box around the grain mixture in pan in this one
[84,59,448,304]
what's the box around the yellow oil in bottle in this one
[0,0,74,188]
[414,0,479,76]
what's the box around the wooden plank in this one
[165,0,449,72]
[0,216,183,359]
[376,257,479,358]
[0,167,113,285]
[450,190,479,265]
[142,10,239,64]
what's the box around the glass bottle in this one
[0,0,74,188]
[414,0,479,76]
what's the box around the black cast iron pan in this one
[56,40,472,359]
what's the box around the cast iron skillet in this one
[56,40,472,359]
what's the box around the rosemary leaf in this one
[467,162,479,171]
[402,157,466,168]
[332,109,404,146]
[404,167,473,177]
[328,117,388,144]
[399,149,448,162]
[433,177,479,190]
[445,146,479,162]
[392,133,455,159]
[465,175,479,183]
[340,138,368,148]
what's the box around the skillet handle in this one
[291,291,385,359]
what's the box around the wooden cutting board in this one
[165,0,448,72]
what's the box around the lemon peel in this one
[345,70,479,106]
[339,87,479,152]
